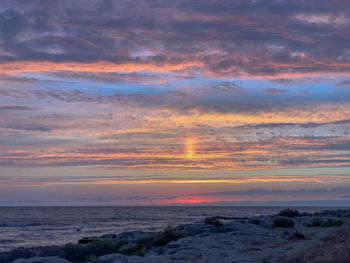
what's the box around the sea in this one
[0,206,340,252]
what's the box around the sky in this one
[1,0,350,206]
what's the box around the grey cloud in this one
[2,134,350,168]
[270,79,293,85]
[337,79,350,87]
[0,0,350,76]
[63,195,149,203]
[47,71,173,84]
[187,200,350,207]
[0,9,26,42]
[262,88,287,94]
[209,82,243,94]
[3,122,52,132]
[237,118,350,129]
[297,90,310,95]
[0,74,39,83]
[0,86,319,115]
[191,187,350,197]
[0,106,33,111]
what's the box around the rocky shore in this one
[2,209,350,263]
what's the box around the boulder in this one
[12,256,72,263]
[129,255,171,263]
[97,253,138,263]
[117,230,154,243]
[79,230,154,244]
[97,253,171,263]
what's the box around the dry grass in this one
[283,228,350,263]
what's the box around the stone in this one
[12,256,72,263]
[97,253,140,263]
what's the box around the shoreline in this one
[2,208,350,263]
[1,206,332,253]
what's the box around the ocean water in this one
[0,206,336,252]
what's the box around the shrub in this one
[127,225,187,256]
[63,226,188,261]
[204,217,224,227]
[322,218,343,227]
[64,240,121,263]
[310,217,322,227]
[273,217,294,228]
[250,219,261,225]
[308,217,343,227]
[289,231,305,240]
[278,208,300,218]
[154,225,185,246]
[314,209,350,218]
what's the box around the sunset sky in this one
[1,0,350,206]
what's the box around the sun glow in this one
[185,137,196,158]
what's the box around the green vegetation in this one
[120,225,187,256]
[154,225,186,246]
[63,226,187,262]
[64,240,121,263]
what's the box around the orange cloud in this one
[9,174,343,187]
[0,61,203,74]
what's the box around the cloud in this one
[236,118,350,129]
[262,88,287,94]
[191,187,350,197]
[46,71,175,84]
[2,122,52,132]
[0,106,33,111]
[0,74,40,83]
[0,0,350,77]
[270,78,293,85]
[209,82,243,94]
[1,0,350,174]
[181,200,350,207]
[62,195,150,203]
[337,79,350,87]
[297,90,310,95]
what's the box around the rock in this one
[117,230,154,243]
[0,246,66,263]
[130,255,171,263]
[176,223,218,236]
[80,230,154,245]
[97,253,139,263]
[12,256,72,263]
[7,209,350,263]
